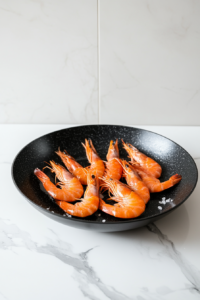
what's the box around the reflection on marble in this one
[100,0,200,125]
[0,0,98,124]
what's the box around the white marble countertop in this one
[1,124,200,300]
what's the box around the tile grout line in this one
[97,0,100,124]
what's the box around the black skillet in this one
[11,125,198,232]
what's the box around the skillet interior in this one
[12,125,198,232]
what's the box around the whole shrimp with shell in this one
[56,148,88,185]
[56,172,100,217]
[82,139,105,179]
[34,161,84,201]
[122,140,162,178]
[120,160,150,204]
[132,164,182,193]
[99,177,145,219]
[101,140,123,192]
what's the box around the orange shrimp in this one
[104,140,123,181]
[99,177,145,218]
[82,139,105,179]
[132,164,182,193]
[122,140,162,178]
[34,161,84,201]
[56,148,88,185]
[56,173,100,217]
[121,160,150,204]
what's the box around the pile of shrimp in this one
[34,139,182,219]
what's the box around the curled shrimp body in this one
[121,160,150,204]
[34,161,84,201]
[133,165,182,193]
[56,173,100,217]
[82,139,105,179]
[99,177,145,219]
[104,140,123,181]
[56,149,88,185]
[122,140,162,178]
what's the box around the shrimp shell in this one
[104,140,123,181]
[56,148,88,185]
[133,164,182,193]
[34,161,84,201]
[99,177,145,219]
[121,160,150,204]
[82,139,105,179]
[122,140,162,178]
[56,173,100,217]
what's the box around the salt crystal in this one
[98,214,101,217]
[162,197,166,200]
[52,211,54,213]
[158,206,162,210]
[47,208,50,210]
[166,199,170,203]
[159,199,166,205]
[102,219,106,223]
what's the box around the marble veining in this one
[99,0,200,125]
[147,223,200,294]
[0,0,98,124]
[1,1,200,125]
[0,219,133,300]
[1,125,200,300]
[1,218,200,300]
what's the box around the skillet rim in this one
[11,124,199,225]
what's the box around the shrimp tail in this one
[82,139,99,163]
[34,168,49,182]
[89,139,98,155]
[170,174,182,185]
[82,139,91,162]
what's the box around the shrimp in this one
[82,139,105,179]
[120,160,150,204]
[56,173,100,217]
[34,161,84,201]
[132,164,182,193]
[99,177,145,218]
[104,140,123,181]
[56,148,88,185]
[122,140,162,178]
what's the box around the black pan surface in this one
[12,125,198,232]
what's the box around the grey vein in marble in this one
[0,220,133,300]
[0,291,9,300]
[147,223,200,294]
[187,89,200,105]
[0,6,22,17]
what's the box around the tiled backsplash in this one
[0,0,200,125]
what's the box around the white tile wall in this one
[0,0,98,124]
[99,0,200,125]
[0,0,200,125]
